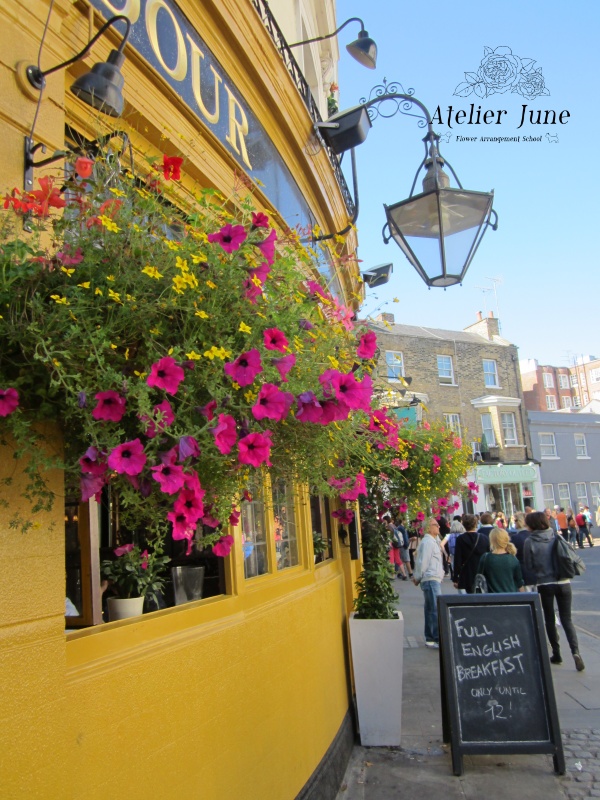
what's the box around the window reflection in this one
[242,483,268,578]
[272,480,298,570]
[310,494,333,562]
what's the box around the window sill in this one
[439,382,458,387]
[541,456,560,460]
[577,456,591,460]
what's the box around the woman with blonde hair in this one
[475,527,525,593]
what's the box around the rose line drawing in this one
[454,46,550,100]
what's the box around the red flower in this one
[74,156,94,178]
[162,154,183,181]
[91,390,126,423]
[263,327,288,353]
[238,431,272,467]
[107,439,147,476]
[357,331,377,359]
[147,356,185,395]
[224,348,262,386]
[272,354,296,382]
[251,211,270,229]
[208,223,247,253]
[0,388,19,417]
[26,176,66,216]
[252,383,293,422]
[211,413,238,455]
[257,228,277,264]
[213,534,234,557]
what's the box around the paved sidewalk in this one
[337,570,600,800]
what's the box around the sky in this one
[336,0,598,366]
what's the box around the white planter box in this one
[348,612,404,746]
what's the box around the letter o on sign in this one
[145,0,187,81]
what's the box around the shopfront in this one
[474,464,539,516]
[1,1,361,797]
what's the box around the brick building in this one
[520,356,600,411]
[370,311,539,516]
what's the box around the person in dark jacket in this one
[453,513,490,593]
[477,511,495,538]
[523,511,585,671]
[510,512,537,589]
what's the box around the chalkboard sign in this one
[438,593,565,776]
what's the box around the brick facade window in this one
[501,412,518,445]
[437,355,455,385]
[385,350,404,381]
[558,374,569,389]
[561,396,572,408]
[480,412,496,446]
[543,373,554,388]
[443,413,461,436]
[546,395,557,410]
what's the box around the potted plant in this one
[312,530,327,563]
[101,540,170,620]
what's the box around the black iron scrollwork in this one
[359,78,427,128]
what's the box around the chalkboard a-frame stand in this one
[438,593,565,776]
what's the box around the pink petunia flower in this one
[150,460,186,495]
[167,510,197,555]
[142,399,175,439]
[173,486,205,524]
[200,399,217,421]
[356,331,377,359]
[252,383,293,422]
[295,391,323,423]
[251,212,269,229]
[202,510,221,528]
[305,280,330,302]
[244,282,263,304]
[257,228,277,264]
[318,398,350,425]
[224,348,262,386]
[213,534,234,557]
[416,511,425,522]
[398,503,408,514]
[272,353,296,382]
[263,327,288,352]
[208,223,247,253]
[229,508,241,526]
[107,439,147,476]
[238,431,272,467]
[57,245,84,265]
[0,388,19,417]
[80,472,106,503]
[114,543,134,557]
[79,446,107,476]
[178,436,200,461]
[332,508,354,526]
[91,390,126,423]
[423,443,431,452]
[453,437,463,449]
[211,413,238,455]
[147,356,185,395]
[339,473,367,502]
[438,497,449,508]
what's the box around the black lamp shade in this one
[317,105,372,155]
[384,187,494,287]
[346,30,377,69]
[70,49,126,117]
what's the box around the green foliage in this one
[353,495,398,620]
[100,541,170,600]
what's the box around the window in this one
[443,413,461,436]
[501,412,518,445]
[561,396,572,408]
[580,372,587,386]
[543,484,555,506]
[558,483,571,507]
[558,374,569,389]
[538,432,557,457]
[583,391,589,405]
[576,483,588,506]
[242,483,268,579]
[574,396,581,408]
[575,433,588,457]
[591,368,600,384]
[385,350,404,381]
[272,479,299,571]
[543,372,554,388]
[481,412,496,447]
[437,355,455,385]
[591,482,600,510]
[483,359,499,387]
[310,495,333,563]
[570,375,578,388]
[546,395,557,410]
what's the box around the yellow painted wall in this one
[0,1,364,796]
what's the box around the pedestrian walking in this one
[476,527,524,593]
[412,517,445,648]
[510,512,537,590]
[523,511,585,671]
[575,510,594,548]
[453,513,490,594]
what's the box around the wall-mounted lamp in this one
[23,15,131,195]
[288,17,377,70]
[362,262,393,288]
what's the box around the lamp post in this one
[288,17,377,70]
[315,80,498,287]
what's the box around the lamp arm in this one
[33,15,131,81]
[362,92,435,137]
[303,147,359,243]
[288,17,365,48]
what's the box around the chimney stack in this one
[464,310,500,340]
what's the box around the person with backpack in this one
[523,511,585,671]
[453,514,490,594]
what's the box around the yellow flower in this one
[50,294,69,305]
[135,187,151,200]
[256,312,267,319]
[190,253,207,264]
[110,343,118,350]
[149,327,160,335]
[132,223,143,232]
[334,234,345,244]
[251,275,262,288]
[106,275,115,282]
[165,240,180,251]
[203,346,231,360]
[98,215,120,232]
[126,294,135,303]
[52,358,61,367]
[109,188,127,198]
[77,282,91,289]
[206,280,217,289]
[196,232,209,243]
[186,350,202,360]
[239,322,251,334]
[124,348,130,360]
[175,256,189,272]
[134,370,148,379]
[142,265,163,279]
[244,390,256,403]
[328,356,340,369]
[108,289,122,303]
[60,266,75,277]
[232,382,240,390]
[195,310,209,319]
[95,288,103,296]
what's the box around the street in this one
[571,539,600,638]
